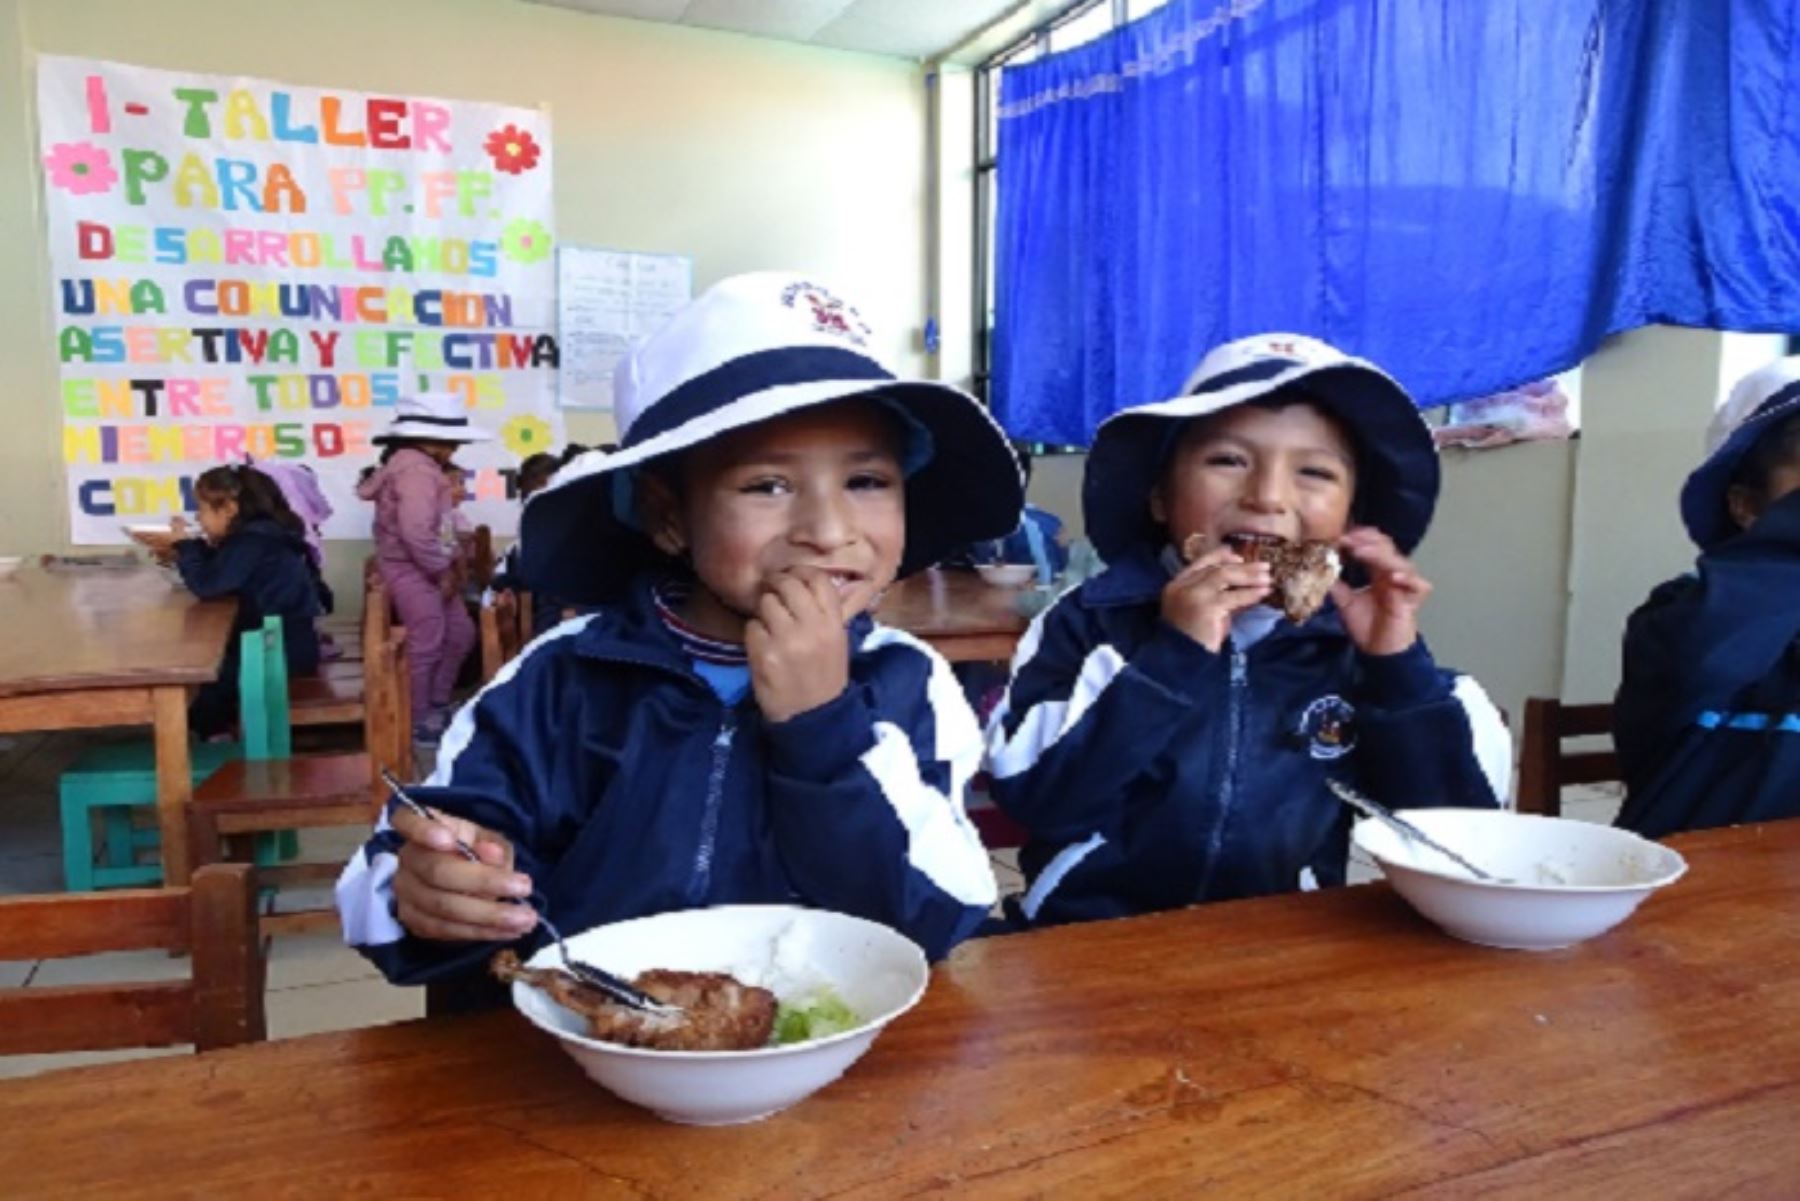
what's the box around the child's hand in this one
[136,536,177,564]
[170,516,190,540]
[1331,527,1432,657]
[389,805,538,943]
[746,567,850,723]
[131,524,178,556]
[1160,543,1273,653]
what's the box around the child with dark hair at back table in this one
[136,464,322,739]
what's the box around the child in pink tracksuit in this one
[361,394,489,742]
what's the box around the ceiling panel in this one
[811,0,1003,61]
[527,0,692,22]
[518,0,1022,60]
[678,0,856,43]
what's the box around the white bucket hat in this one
[1681,356,1800,548]
[1083,333,1441,563]
[371,392,495,444]
[521,271,1025,604]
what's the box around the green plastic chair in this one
[58,616,298,891]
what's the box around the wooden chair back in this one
[0,864,263,1054]
[479,590,521,684]
[1516,698,1620,817]
[366,623,414,786]
[363,563,392,646]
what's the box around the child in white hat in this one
[359,393,493,743]
[337,273,1024,1002]
[985,334,1509,927]
[1614,357,1800,835]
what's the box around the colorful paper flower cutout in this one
[500,218,553,265]
[484,124,542,175]
[43,142,118,196]
[502,415,553,458]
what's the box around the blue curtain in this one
[993,0,1800,445]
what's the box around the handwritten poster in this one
[557,246,691,409]
[36,55,562,542]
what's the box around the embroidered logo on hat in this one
[780,281,870,346]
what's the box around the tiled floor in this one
[1,730,1630,1081]
[989,845,1024,895]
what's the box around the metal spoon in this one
[379,768,683,1016]
[1328,778,1506,883]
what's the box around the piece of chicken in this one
[492,951,778,1051]
[1180,532,1341,623]
[1256,539,1340,623]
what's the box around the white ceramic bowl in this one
[1353,808,1687,951]
[509,905,929,1125]
[0,556,21,578]
[122,522,172,542]
[976,563,1036,587]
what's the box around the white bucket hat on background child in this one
[1082,333,1441,564]
[371,392,495,444]
[1680,356,1800,549]
[521,271,1026,605]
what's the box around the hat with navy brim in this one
[371,392,494,444]
[1083,333,1440,564]
[520,272,1025,606]
[1681,357,1800,549]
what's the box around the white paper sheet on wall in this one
[557,246,692,409]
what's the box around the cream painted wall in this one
[1,0,932,604]
[1560,327,1723,705]
[1717,332,1788,411]
[1026,450,1085,541]
[1413,440,1575,731]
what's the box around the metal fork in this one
[379,769,683,1016]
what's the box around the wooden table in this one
[876,567,1032,662]
[6,822,1798,1197]
[0,564,235,886]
